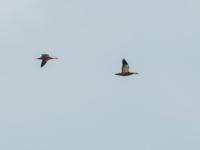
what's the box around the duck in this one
[115,59,138,76]
[37,54,58,67]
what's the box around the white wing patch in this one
[122,64,129,73]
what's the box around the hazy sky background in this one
[0,0,200,149]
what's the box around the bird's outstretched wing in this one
[41,60,47,67]
[122,59,129,73]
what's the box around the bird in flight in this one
[115,59,138,76]
[37,54,58,67]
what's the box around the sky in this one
[0,0,200,149]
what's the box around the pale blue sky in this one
[0,0,200,150]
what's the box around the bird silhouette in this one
[115,59,138,76]
[37,54,58,67]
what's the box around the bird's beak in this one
[53,57,58,59]
[37,57,41,60]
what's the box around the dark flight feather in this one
[122,59,128,66]
[41,60,47,67]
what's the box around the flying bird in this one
[115,59,138,76]
[37,54,58,67]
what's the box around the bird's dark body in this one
[37,54,58,67]
[115,58,139,76]
[115,72,138,76]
